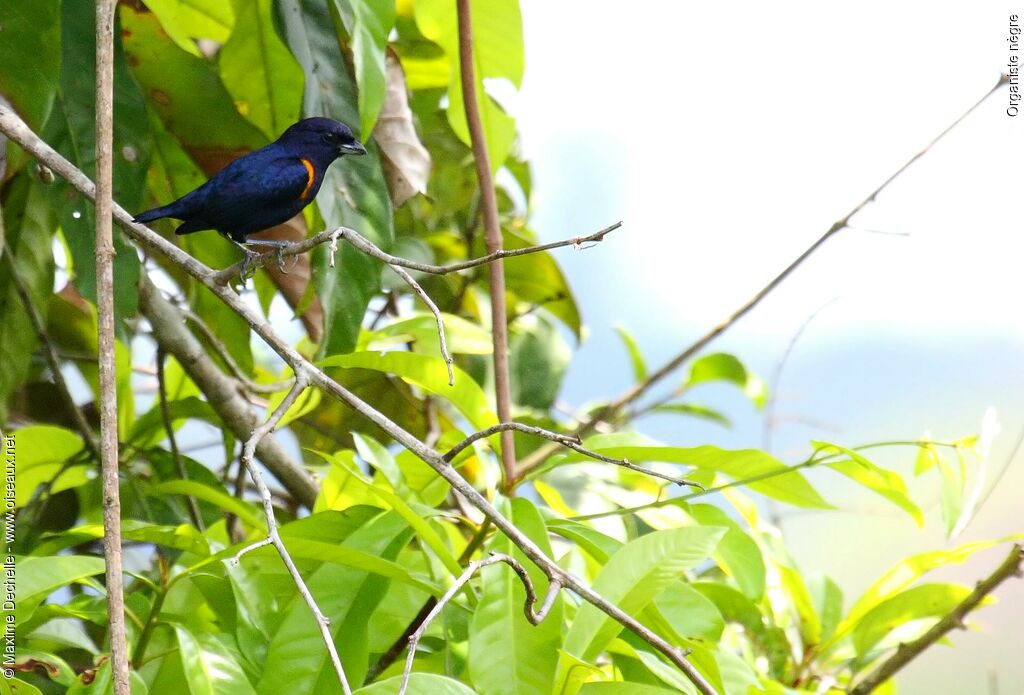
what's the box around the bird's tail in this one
[132,202,180,226]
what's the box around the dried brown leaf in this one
[374,50,431,207]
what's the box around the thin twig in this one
[399,552,561,695]
[0,107,714,694]
[0,238,100,461]
[94,2,130,692]
[388,264,454,385]
[156,346,204,530]
[514,75,1009,481]
[849,544,1023,695]
[180,308,292,394]
[210,224,620,285]
[456,0,516,488]
[228,373,353,695]
[443,422,703,488]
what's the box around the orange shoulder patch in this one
[299,158,316,201]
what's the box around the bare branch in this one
[850,544,1023,695]
[138,277,318,507]
[456,0,516,488]
[0,105,715,694]
[94,2,130,691]
[443,422,704,488]
[514,75,1009,480]
[399,552,561,695]
[387,263,454,385]
[229,372,353,695]
[156,346,205,530]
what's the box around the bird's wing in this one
[207,152,316,211]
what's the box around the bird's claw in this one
[238,248,260,284]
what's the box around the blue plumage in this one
[134,118,366,243]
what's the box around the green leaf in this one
[562,526,725,662]
[827,538,1022,652]
[509,312,570,410]
[150,480,264,530]
[937,454,963,538]
[649,404,731,428]
[128,395,219,449]
[259,512,412,692]
[275,537,438,595]
[318,350,498,429]
[579,684,680,695]
[0,0,61,131]
[778,564,821,646]
[53,0,151,329]
[414,0,523,171]
[276,0,394,355]
[355,674,477,695]
[810,575,844,645]
[813,442,923,526]
[469,498,563,695]
[913,440,941,475]
[15,555,106,625]
[683,353,766,407]
[502,228,582,340]
[369,312,493,356]
[310,449,463,579]
[649,581,724,642]
[851,583,974,656]
[9,426,87,508]
[333,0,397,136]
[176,625,258,695]
[688,504,766,600]
[221,0,304,139]
[558,441,832,509]
[0,181,57,423]
[121,4,266,152]
[143,0,235,53]
[614,326,647,383]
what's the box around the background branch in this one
[514,74,1008,480]
[94,1,131,691]
[456,0,517,489]
[849,544,1023,695]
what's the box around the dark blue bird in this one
[133,117,366,270]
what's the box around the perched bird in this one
[133,117,366,273]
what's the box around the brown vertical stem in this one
[95,1,131,691]
[455,0,516,489]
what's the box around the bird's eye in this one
[321,132,338,144]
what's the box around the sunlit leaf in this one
[683,353,766,408]
[851,583,976,657]
[176,625,258,695]
[14,555,106,625]
[8,425,87,508]
[813,442,923,526]
[614,325,648,383]
[355,674,477,695]
[688,504,766,600]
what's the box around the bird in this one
[133,117,367,275]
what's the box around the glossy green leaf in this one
[614,325,648,383]
[509,312,570,410]
[277,0,394,355]
[558,441,831,509]
[368,312,493,355]
[605,639,699,695]
[0,0,61,131]
[688,504,766,600]
[9,425,87,508]
[683,353,766,407]
[852,583,974,656]
[562,526,725,662]
[176,625,258,695]
[649,580,724,641]
[649,403,732,428]
[259,512,411,692]
[14,555,106,624]
[579,684,680,695]
[333,0,396,136]
[502,229,582,340]
[827,538,1022,652]
[469,498,563,695]
[144,0,235,53]
[221,0,304,139]
[319,350,498,429]
[414,0,522,171]
[0,180,57,424]
[813,442,923,526]
[150,480,264,529]
[128,395,219,448]
[778,564,821,646]
[275,536,438,595]
[355,674,477,695]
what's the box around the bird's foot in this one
[244,239,299,274]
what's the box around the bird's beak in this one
[340,141,367,156]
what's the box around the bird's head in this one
[279,118,367,160]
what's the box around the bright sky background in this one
[516,2,1024,692]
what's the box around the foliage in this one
[0,2,1017,694]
